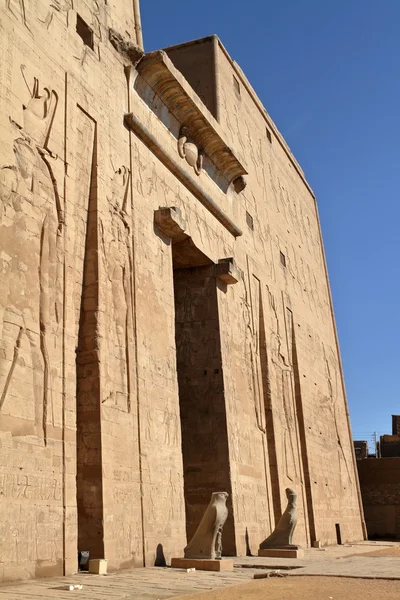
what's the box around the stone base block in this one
[171,558,234,571]
[89,559,108,574]
[258,548,304,559]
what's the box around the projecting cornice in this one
[125,49,245,237]
[136,50,247,188]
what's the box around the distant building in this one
[354,440,369,460]
[356,415,400,539]
[380,415,400,457]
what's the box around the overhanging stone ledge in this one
[136,50,248,187]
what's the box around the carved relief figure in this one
[0,66,62,443]
[39,0,73,30]
[260,487,299,549]
[91,0,102,41]
[162,406,178,446]
[184,492,229,560]
[6,0,30,30]
[246,273,266,433]
[101,165,133,412]
[0,166,18,208]
[267,292,298,483]
[178,126,203,176]
[321,344,352,486]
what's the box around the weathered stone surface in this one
[258,548,304,558]
[171,557,234,571]
[0,0,364,584]
[88,558,108,574]
[109,28,144,65]
[259,488,299,550]
[184,492,229,560]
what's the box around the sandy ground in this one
[347,545,400,558]
[175,576,400,600]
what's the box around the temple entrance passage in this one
[173,256,236,555]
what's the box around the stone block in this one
[154,206,187,241]
[258,548,304,559]
[88,559,108,574]
[171,558,234,571]
[216,258,240,285]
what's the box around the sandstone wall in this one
[0,0,167,580]
[0,3,364,583]
[214,38,365,550]
[166,36,365,551]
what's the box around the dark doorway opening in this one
[172,241,236,555]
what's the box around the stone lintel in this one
[154,207,187,242]
[137,50,247,187]
[258,548,304,559]
[216,258,240,285]
[171,558,234,571]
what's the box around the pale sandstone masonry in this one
[0,0,365,583]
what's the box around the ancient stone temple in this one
[0,0,365,582]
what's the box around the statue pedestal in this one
[171,558,234,571]
[258,548,304,559]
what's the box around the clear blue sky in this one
[140,0,400,439]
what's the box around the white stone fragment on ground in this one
[254,569,287,580]
[65,585,84,591]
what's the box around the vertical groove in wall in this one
[132,0,143,49]
[61,71,68,576]
[259,288,281,525]
[125,66,146,567]
[248,271,273,534]
[212,35,221,122]
[291,320,316,543]
[76,117,105,559]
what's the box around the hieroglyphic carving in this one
[6,0,30,30]
[266,291,298,483]
[0,165,18,206]
[162,407,179,446]
[0,66,63,443]
[39,0,73,29]
[101,164,133,412]
[321,343,352,485]
[280,370,297,482]
[0,473,61,500]
[178,126,203,176]
[91,1,102,41]
[246,270,266,433]
[73,1,102,64]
